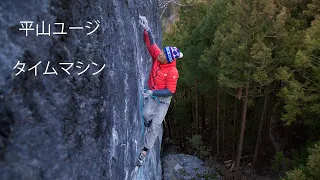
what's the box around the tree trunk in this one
[196,80,199,134]
[216,89,220,157]
[189,90,195,135]
[191,98,195,135]
[252,93,268,167]
[265,90,275,144]
[222,92,226,159]
[210,94,216,154]
[180,118,186,151]
[201,94,206,132]
[179,120,182,149]
[167,117,173,139]
[236,82,249,171]
[268,116,280,152]
[232,96,237,162]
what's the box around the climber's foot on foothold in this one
[144,120,152,127]
[137,151,146,166]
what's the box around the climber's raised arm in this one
[139,15,161,61]
[143,29,161,61]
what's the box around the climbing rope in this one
[135,90,146,180]
[135,89,160,180]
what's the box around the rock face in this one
[162,154,221,180]
[0,0,162,179]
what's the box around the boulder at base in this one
[162,154,221,180]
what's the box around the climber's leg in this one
[144,97,171,150]
[137,96,171,166]
[137,96,159,166]
[143,96,157,127]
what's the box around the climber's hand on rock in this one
[139,15,150,31]
[142,89,153,97]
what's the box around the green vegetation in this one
[162,0,320,177]
[283,143,320,180]
[187,134,211,159]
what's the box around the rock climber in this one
[137,15,183,166]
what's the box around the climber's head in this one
[161,46,183,64]
[157,51,168,64]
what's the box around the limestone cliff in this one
[0,0,162,179]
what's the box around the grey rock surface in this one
[162,154,221,180]
[0,0,162,179]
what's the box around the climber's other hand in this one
[142,89,153,97]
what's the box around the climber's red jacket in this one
[144,30,179,93]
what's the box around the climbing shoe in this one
[137,152,146,166]
[144,120,152,127]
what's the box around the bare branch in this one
[296,69,317,84]
[159,0,184,18]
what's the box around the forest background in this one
[161,0,320,179]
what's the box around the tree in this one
[162,0,320,176]
[199,0,290,171]
[279,15,320,133]
[285,143,320,180]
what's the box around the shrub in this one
[187,134,211,159]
